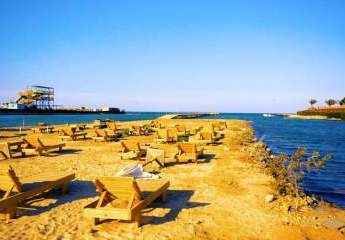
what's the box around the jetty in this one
[158,112,219,119]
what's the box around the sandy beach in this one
[1,119,345,240]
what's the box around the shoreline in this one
[0,118,345,239]
[287,114,341,121]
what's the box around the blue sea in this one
[1,112,345,208]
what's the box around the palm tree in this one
[339,97,345,106]
[325,99,337,107]
[309,99,317,108]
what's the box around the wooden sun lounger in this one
[144,148,165,168]
[120,142,146,160]
[60,127,87,141]
[22,136,65,156]
[0,141,25,159]
[32,126,54,134]
[176,143,204,163]
[107,121,118,131]
[155,129,168,143]
[0,165,75,222]
[83,176,169,227]
[176,125,189,136]
[129,126,148,136]
[92,129,117,142]
[167,128,178,143]
[197,131,217,145]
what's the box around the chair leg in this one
[94,218,100,225]
[61,183,69,194]
[5,203,17,223]
[160,191,167,202]
[134,213,141,227]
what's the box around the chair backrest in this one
[147,148,165,162]
[0,164,23,193]
[176,125,186,133]
[107,121,117,130]
[157,129,168,139]
[178,143,196,154]
[132,125,141,131]
[200,132,213,140]
[152,121,162,129]
[94,176,142,203]
[167,128,177,138]
[121,141,140,152]
[61,127,74,136]
[94,129,104,137]
[23,136,43,149]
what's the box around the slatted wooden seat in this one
[59,127,87,141]
[0,164,75,222]
[176,143,204,163]
[22,136,65,156]
[92,129,117,142]
[120,142,146,160]
[83,176,169,227]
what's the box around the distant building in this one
[1,102,26,110]
[101,107,121,112]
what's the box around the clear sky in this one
[1,1,345,113]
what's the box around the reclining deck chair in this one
[176,143,204,163]
[83,176,169,227]
[60,127,87,141]
[92,129,117,142]
[167,128,178,143]
[199,131,217,145]
[155,129,168,144]
[0,164,75,222]
[120,142,146,160]
[22,136,65,156]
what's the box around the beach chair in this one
[129,125,148,136]
[167,128,178,143]
[0,141,25,159]
[176,125,189,136]
[155,129,168,143]
[0,164,75,221]
[60,127,87,141]
[150,121,163,130]
[120,142,146,160]
[199,131,217,145]
[70,123,87,131]
[176,143,204,163]
[83,176,169,227]
[92,129,117,142]
[92,120,107,129]
[32,126,54,134]
[107,121,118,131]
[144,148,165,168]
[22,136,65,156]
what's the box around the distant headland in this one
[292,98,345,121]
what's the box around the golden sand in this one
[0,119,344,240]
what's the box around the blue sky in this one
[1,1,345,113]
